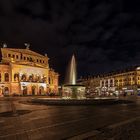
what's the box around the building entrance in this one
[32,86,36,95]
[4,87,9,96]
[23,86,27,95]
[39,86,44,95]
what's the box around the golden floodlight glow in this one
[0,47,59,96]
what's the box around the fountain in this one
[62,54,86,99]
[30,54,122,105]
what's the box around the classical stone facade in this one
[0,46,59,96]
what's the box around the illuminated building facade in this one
[77,76,100,94]
[100,74,116,95]
[79,66,140,95]
[0,45,59,96]
[99,67,138,95]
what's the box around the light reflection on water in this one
[35,97,118,100]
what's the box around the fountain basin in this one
[30,97,133,105]
[63,84,86,99]
[63,84,85,87]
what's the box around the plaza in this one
[0,96,140,139]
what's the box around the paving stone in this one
[0,97,140,139]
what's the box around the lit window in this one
[49,77,51,84]
[14,73,19,81]
[0,73,1,82]
[29,57,33,62]
[21,74,26,81]
[21,54,23,59]
[5,73,9,82]
[4,87,9,94]
[29,75,33,81]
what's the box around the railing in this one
[20,79,46,83]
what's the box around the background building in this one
[0,44,59,96]
[77,76,100,95]
[78,66,140,96]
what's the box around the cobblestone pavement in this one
[0,96,140,140]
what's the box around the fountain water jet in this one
[65,54,77,85]
[63,54,85,99]
[69,55,76,85]
[30,54,120,105]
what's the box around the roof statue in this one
[24,43,30,49]
[3,43,7,48]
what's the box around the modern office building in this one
[0,44,59,96]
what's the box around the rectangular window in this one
[8,54,11,57]
[16,55,18,59]
[37,59,38,62]
[24,57,26,60]
[40,60,42,63]
[13,55,15,58]
[20,54,22,59]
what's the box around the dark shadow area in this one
[0,110,32,117]
[29,99,134,106]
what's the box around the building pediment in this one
[1,48,49,59]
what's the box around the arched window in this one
[4,87,9,95]
[0,73,1,82]
[39,86,44,95]
[32,86,36,95]
[21,74,26,81]
[29,57,33,62]
[5,73,9,82]
[36,75,40,82]
[49,77,51,84]
[14,73,19,81]
[29,75,33,81]
[42,75,46,83]
[22,86,27,95]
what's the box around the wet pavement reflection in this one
[0,96,140,140]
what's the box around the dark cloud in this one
[0,0,140,83]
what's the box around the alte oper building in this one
[0,45,59,96]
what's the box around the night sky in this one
[0,0,140,84]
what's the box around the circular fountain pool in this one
[30,97,133,105]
